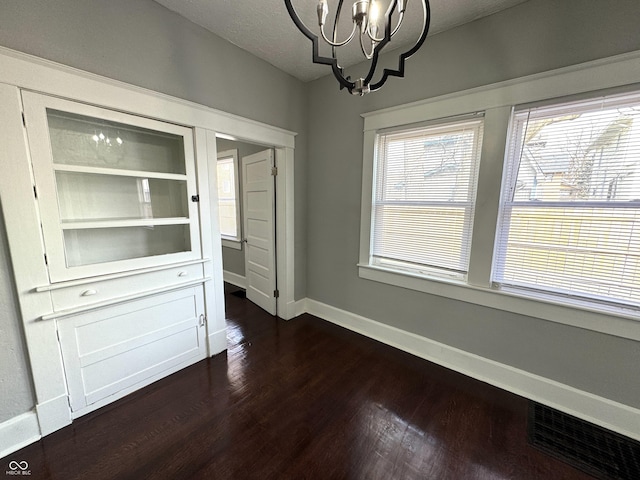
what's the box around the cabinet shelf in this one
[53,163,188,181]
[60,217,190,230]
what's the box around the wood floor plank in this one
[3,286,598,479]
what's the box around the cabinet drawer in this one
[50,263,205,311]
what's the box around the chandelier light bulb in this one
[369,1,380,27]
[317,0,328,26]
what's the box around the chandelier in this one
[284,0,431,96]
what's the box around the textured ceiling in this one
[154,0,530,82]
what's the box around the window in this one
[360,52,640,336]
[370,115,484,279]
[493,92,640,312]
[216,149,241,245]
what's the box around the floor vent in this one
[230,289,246,299]
[528,402,640,480]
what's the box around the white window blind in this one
[493,92,640,311]
[371,115,484,279]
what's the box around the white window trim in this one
[216,148,242,248]
[370,115,484,281]
[359,49,640,342]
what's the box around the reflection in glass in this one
[64,225,191,267]
[55,172,188,222]
[47,109,186,174]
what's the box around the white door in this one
[242,149,277,315]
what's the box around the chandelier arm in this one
[331,66,353,91]
[368,0,430,92]
[331,0,345,60]
[321,22,357,47]
[390,10,405,37]
[359,28,376,60]
[284,0,356,92]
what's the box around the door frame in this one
[0,46,297,443]
[205,134,296,319]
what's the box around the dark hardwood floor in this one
[3,285,597,479]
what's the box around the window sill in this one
[357,264,640,341]
[221,238,242,250]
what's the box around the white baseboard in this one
[278,301,296,321]
[304,298,640,442]
[223,271,246,289]
[35,394,72,436]
[294,298,307,318]
[0,411,40,459]
[208,327,228,356]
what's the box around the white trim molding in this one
[223,271,246,289]
[208,328,228,357]
[0,411,41,459]
[0,46,296,148]
[304,299,640,442]
[275,147,296,320]
[221,239,242,250]
[34,395,72,436]
[294,298,308,318]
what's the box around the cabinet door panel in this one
[22,91,201,282]
[57,287,206,414]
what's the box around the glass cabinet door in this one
[23,92,201,282]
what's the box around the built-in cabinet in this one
[21,92,212,417]
[1,48,294,453]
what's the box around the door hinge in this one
[199,314,206,327]
[191,194,200,202]
[271,166,278,176]
[33,185,38,198]
[273,289,279,298]
[44,253,48,265]
[21,112,26,127]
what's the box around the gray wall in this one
[0,0,307,423]
[216,138,269,277]
[0,204,34,423]
[305,0,640,409]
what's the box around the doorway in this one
[214,137,278,315]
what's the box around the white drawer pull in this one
[81,289,97,297]
[178,271,188,277]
